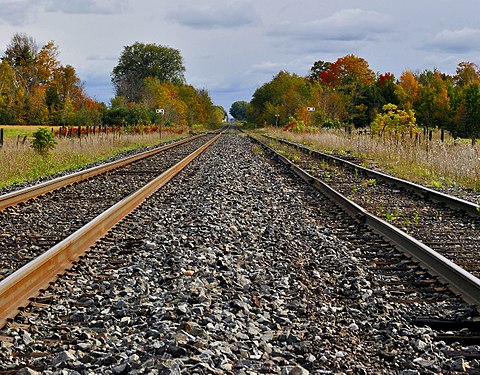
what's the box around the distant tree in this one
[112,42,185,102]
[396,70,419,110]
[319,54,375,87]
[459,82,480,143]
[415,69,452,131]
[3,33,39,92]
[211,105,226,123]
[308,60,331,82]
[0,60,19,123]
[229,101,248,120]
[370,103,417,139]
[454,61,480,87]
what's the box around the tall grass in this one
[0,128,189,189]
[265,127,480,191]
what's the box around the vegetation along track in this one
[0,133,218,282]
[0,132,479,373]
[263,136,480,279]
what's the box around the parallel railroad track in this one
[0,133,221,283]
[0,131,224,328]
[261,136,480,279]
[0,130,479,373]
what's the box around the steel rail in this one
[0,132,223,328]
[0,134,206,211]
[267,136,480,217]
[252,136,480,309]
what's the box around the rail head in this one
[0,132,223,328]
[268,136,480,218]
[252,135,480,309]
[0,134,206,211]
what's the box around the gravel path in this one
[0,134,477,374]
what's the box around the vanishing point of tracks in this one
[0,129,480,373]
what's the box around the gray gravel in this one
[0,134,478,373]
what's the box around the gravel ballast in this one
[0,134,477,374]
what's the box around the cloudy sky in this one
[1,0,479,112]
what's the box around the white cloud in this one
[168,1,259,30]
[45,0,129,15]
[0,0,43,25]
[429,28,480,53]
[268,8,393,42]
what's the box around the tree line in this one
[234,55,480,141]
[0,33,224,127]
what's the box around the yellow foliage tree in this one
[371,103,417,139]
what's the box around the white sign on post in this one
[307,107,315,112]
[156,108,164,114]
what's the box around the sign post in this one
[307,107,315,127]
[156,109,164,140]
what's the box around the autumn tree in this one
[414,69,452,132]
[229,101,248,120]
[1,33,96,125]
[248,71,314,125]
[371,103,417,139]
[0,60,19,123]
[112,42,185,102]
[308,60,331,82]
[454,61,480,87]
[396,71,419,110]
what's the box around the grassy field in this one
[0,125,61,138]
[261,126,480,192]
[0,125,205,189]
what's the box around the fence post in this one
[0,128,3,147]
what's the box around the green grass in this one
[0,129,190,189]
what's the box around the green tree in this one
[3,33,39,92]
[229,101,248,120]
[112,42,185,102]
[415,70,452,132]
[460,83,480,142]
[308,60,331,82]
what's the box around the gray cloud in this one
[86,54,118,61]
[45,0,128,15]
[168,1,259,30]
[268,8,393,42]
[428,28,480,53]
[0,0,43,25]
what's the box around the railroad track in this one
[261,136,480,279]
[0,133,220,282]
[0,131,479,373]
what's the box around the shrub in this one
[31,127,57,155]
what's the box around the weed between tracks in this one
[264,127,480,191]
[0,130,188,189]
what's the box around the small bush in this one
[31,127,57,155]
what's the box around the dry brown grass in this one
[0,129,189,189]
[264,127,480,191]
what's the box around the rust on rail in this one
[0,132,222,328]
[0,134,206,211]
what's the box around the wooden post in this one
[441,129,444,142]
[0,128,3,147]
